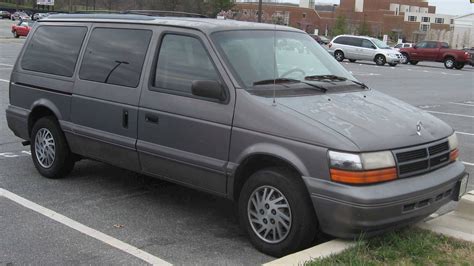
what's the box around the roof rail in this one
[123,10,207,18]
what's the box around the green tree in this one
[332,15,347,37]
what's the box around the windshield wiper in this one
[305,75,369,89]
[253,78,327,92]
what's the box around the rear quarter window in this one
[21,26,87,77]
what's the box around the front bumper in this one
[303,161,466,238]
[386,56,401,64]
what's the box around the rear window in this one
[21,26,87,77]
[79,28,152,88]
[334,36,349,45]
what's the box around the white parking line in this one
[456,131,474,136]
[0,63,13,67]
[463,161,474,167]
[426,111,474,118]
[0,79,10,83]
[0,188,172,266]
[450,102,474,107]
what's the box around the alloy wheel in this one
[34,128,56,168]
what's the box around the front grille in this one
[395,141,450,178]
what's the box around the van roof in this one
[42,14,302,34]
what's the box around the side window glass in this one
[395,44,402,48]
[426,42,437,48]
[417,42,426,48]
[350,38,362,47]
[153,34,220,95]
[361,39,374,48]
[79,28,152,88]
[21,26,87,77]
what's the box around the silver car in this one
[329,35,403,66]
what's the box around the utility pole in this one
[258,0,262,23]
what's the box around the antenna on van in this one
[272,23,277,107]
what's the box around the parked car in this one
[328,35,403,66]
[11,20,33,38]
[310,34,330,45]
[11,11,31,21]
[6,14,468,257]
[393,43,414,51]
[462,48,474,67]
[0,10,11,19]
[33,13,49,20]
[399,41,471,69]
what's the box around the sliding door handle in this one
[145,114,159,124]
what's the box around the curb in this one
[263,239,356,266]
[417,190,474,243]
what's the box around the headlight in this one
[328,151,397,184]
[448,133,459,161]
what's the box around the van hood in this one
[276,90,453,151]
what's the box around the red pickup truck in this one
[400,41,471,70]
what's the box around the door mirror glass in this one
[192,80,226,101]
[371,45,376,49]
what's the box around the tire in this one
[13,31,19,38]
[31,116,75,179]
[238,167,318,257]
[349,59,356,63]
[444,57,455,69]
[409,60,419,65]
[454,62,464,70]
[389,63,397,67]
[401,53,409,64]
[375,54,386,66]
[334,50,344,62]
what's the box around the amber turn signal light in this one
[449,148,459,161]
[330,167,398,184]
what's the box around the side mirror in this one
[192,80,226,102]
[413,45,418,49]
[371,45,376,49]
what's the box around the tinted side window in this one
[416,42,427,48]
[334,37,348,44]
[153,34,220,94]
[21,26,87,77]
[440,42,449,48]
[79,28,152,88]
[361,39,374,48]
[426,42,438,48]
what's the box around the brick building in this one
[230,0,455,43]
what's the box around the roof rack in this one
[123,10,207,18]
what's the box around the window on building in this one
[21,26,87,77]
[153,34,220,95]
[435,18,444,24]
[421,17,430,22]
[79,28,152,88]
[408,16,417,22]
[420,24,430,32]
[450,19,454,24]
[302,13,306,18]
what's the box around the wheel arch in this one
[229,144,310,201]
[28,100,62,137]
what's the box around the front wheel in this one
[31,116,75,179]
[349,59,356,63]
[238,167,318,257]
[334,50,344,62]
[409,60,419,65]
[13,31,19,38]
[401,53,409,64]
[375,55,386,66]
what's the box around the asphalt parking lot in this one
[0,19,473,265]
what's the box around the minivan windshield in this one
[212,31,354,90]
[371,38,391,49]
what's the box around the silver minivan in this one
[6,14,468,257]
[329,35,403,66]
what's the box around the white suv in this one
[329,35,403,66]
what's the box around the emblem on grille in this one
[416,121,423,136]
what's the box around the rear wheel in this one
[349,59,356,63]
[454,62,464,70]
[409,60,419,65]
[238,167,318,257]
[375,54,386,66]
[401,53,409,64]
[444,57,455,69]
[334,50,344,62]
[31,116,75,179]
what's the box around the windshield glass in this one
[371,38,391,49]
[212,31,354,89]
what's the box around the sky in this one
[284,0,474,16]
